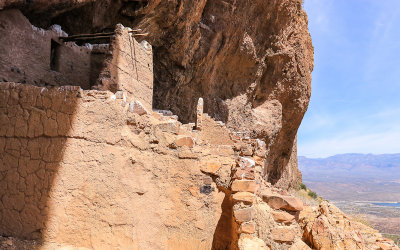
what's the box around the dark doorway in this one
[50,39,61,71]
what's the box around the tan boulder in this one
[270,210,295,224]
[262,194,303,211]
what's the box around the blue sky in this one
[298,0,400,157]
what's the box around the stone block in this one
[157,109,173,116]
[271,227,296,243]
[262,194,303,211]
[240,145,253,156]
[289,239,311,250]
[200,162,221,175]
[233,168,255,180]
[115,91,124,99]
[178,150,198,159]
[175,135,194,147]
[253,156,264,166]
[231,180,258,193]
[203,176,213,185]
[232,192,255,204]
[234,207,254,223]
[238,235,268,250]
[270,210,295,223]
[238,157,255,168]
[129,100,149,115]
[239,222,256,234]
[154,121,179,134]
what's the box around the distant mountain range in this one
[299,153,400,182]
[298,153,400,201]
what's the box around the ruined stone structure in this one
[0,10,98,90]
[0,2,399,250]
[94,25,153,110]
[0,9,153,110]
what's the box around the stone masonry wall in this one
[96,24,153,110]
[0,9,104,90]
[0,83,224,248]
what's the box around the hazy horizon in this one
[299,152,400,159]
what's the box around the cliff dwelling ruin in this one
[0,2,398,250]
[0,9,153,110]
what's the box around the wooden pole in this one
[59,32,115,40]
[60,35,114,42]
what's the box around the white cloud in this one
[299,126,400,158]
[299,107,400,157]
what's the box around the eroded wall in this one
[0,83,225,248]
[0,9,105,89]
[0,83,79,239]
[96,25,153,110]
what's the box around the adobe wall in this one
[96,24,153,110]
[0,9,105,90]
[0,83,226,248]
[0,83,79,239]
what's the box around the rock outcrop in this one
[1,0,313,190]
[300,201,399,250]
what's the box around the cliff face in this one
[2,0,313,190]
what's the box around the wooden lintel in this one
[132,33,149,37]
[59,32,115,41]
[60,35,114,42]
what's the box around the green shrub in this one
[308,190,318,199]
[299,183,307,190]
